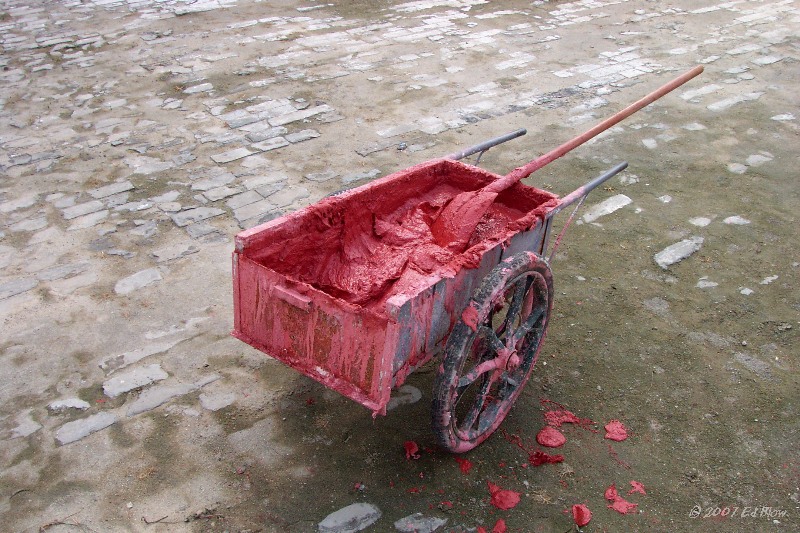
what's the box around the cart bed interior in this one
[239,159,558,313]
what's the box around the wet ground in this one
[1,0,798,532]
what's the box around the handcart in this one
[232,67,703,452]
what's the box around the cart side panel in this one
[445,245,504,330]
[499,218,547,261]
[388,281,437,386]
[233,254,393,412]
[387,244,505,386]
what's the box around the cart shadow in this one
[211,363,481,530]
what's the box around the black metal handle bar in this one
[445,128,527,162]
[549,161,629,217]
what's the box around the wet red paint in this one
[571,504,592,527]
[544,409,580,427]
[461,304,480,332]
[242,160,556,311]
[501,429,564,467]
[604,419,629,441]
[403,441,420,460]
[628,480,646,495]
[536,426,566,447]
[455,456,474,474]
[605,483,639,514]
[501,429,526,449]
[491,519,508,533]
[529,450,565,466]
[540,399,596,430]
[488,481,521,510]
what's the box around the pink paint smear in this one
[529,450,564,466]
[477,519,507,533]
[571,504,592,527]
[455,456,473,474]
[628,480,646,495]
[604,419,629,441]
[487,481,521,510]
[403,440,420,460]
[540,398,597,431]
[536,426,566,447]
[605,483,639,514]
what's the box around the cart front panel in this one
[233,253,394,412]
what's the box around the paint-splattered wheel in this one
[432,252,554,453]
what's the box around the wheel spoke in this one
[476,396,502,433]
[512,305,545,345]
[501,277,532,337]
[459,370,498,433]
[457,326,504,390]
[480,325,505,353]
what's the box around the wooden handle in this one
[485,65,704,193]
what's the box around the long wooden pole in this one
[432,65,704,251]
[485,65,704,193]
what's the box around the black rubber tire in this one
[432,251,554,453]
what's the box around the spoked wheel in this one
[433,252,554,453]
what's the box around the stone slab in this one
[103,363,169,398]
[114,268,162,295]
[55,412,117,445]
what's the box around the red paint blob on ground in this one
[628,480,647,495]
[604,419,629,441]
[529,450,565,466]
[539,399,597,429]
[605,483,639,515]
[477,528,487,533]
[491,518,508,533]
[571,504,592,527]
[609,498,639,514]
[544,409,580,427]
[455,456,473,474]
[487,482,521,510]
[403,440,420,460]
[545,409,596,430]
[536,426,566,447]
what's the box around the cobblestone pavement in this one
[1,0,798,532]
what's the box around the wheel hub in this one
[498,347,520,371]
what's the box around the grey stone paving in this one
[114,268,163,294]
[55,412,118,446]
[318,502,382,533]
[0,0,797,530]
[102,363,169,398]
